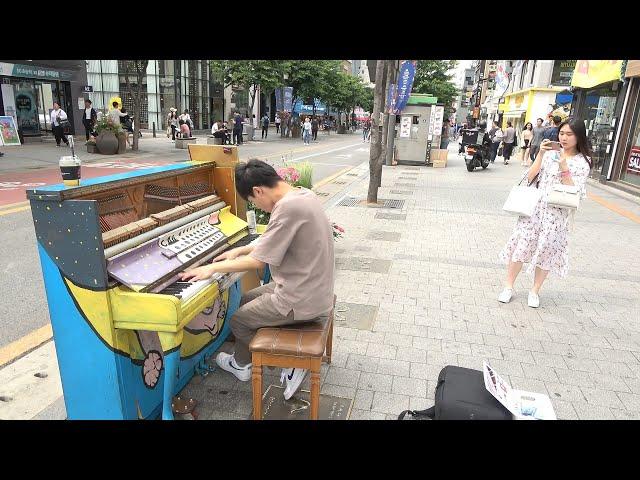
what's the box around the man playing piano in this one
[180,159,335,400]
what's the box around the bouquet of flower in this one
[332,222,344,241]
[276,166,300,184]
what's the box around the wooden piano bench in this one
[248,296,335,420]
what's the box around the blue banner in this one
[275,86,294,112]
[393,60,417,114]
[283,86,293,112]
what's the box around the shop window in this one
[620,94,640,187]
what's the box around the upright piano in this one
[27,149,257,419]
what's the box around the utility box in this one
[394,95,443,166]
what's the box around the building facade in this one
[0,60,88,138]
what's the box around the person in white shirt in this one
[179,110,193,133]
[211,120,219,135]
[82,99,97,141]
[51,102,70,147]
[275,113,281,134]
[108,101,127,125]
[302,117,312,145]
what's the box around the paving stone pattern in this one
[180,149,640,420]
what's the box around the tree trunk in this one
[367,60,388,204]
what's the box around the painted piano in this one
[26,148,256,419]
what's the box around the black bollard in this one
[152,122,156,138]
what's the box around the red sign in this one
[627,147,640,176]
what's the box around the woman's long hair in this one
[523,122,533,131]
[559,117,593,167]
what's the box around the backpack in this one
[398,365,512,420]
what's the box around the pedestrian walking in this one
[167,108,179,141]
[252,114,258,140]
[275,113,281,134]
[502,121,516,164]
[498,118,592,308]
[542,115,562,142]
[51,102,70,147]
[520,122,534,166]
[440,119,452,149]
[311,116,319,141]
[362,116,371,142]
[488,121,503,163]
[302,117,312,145]
[81,99,97,142]
[529,118,546,164]
[233,112,244,145]
[261,114,269,139]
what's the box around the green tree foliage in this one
[210,60,285,114]
[413,60,459,117]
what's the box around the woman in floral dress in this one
[498,118,592,308]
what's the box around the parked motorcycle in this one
[460,123,490,172]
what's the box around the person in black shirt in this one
[542,115,562,142]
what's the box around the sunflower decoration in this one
[108,96,123,110]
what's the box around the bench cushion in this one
[249,315,331,357]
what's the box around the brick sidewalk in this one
[182,146,640,420]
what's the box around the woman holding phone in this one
[497,117,591,308]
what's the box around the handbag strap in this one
[398,406,435,420]
[516,169,540,187]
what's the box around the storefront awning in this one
[502,109,527,118]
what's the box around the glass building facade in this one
[86,60,224,130]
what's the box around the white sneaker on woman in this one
[528,291,540,308]
[498,288,514,303]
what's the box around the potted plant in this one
[86,139,97,153]
[94,116,124,155]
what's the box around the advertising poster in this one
[15,86,40,135]
[433,106,444,135]
[571,60,623,89]
[400,116,411,138]
[392,60,417,115]
[0,116,21,146]
[626,147,640,176]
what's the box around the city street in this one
[0,130,369,350]
[2,142,640,420]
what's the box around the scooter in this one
[464,143,490,171]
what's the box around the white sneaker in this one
[528,291,540,308]
[215,352,251,382]
[280,367,308,400]
[498,288,514,303]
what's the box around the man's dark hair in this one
[112,101,119,108]
[235,159,282,200]
[85,99,92,104]
[507,121,513,127]
[553,115,562,125]
[537,118,544,123]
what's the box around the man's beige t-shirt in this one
[250,187,335,320]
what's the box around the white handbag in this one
[547,184,580,209]
[502,171,542,217]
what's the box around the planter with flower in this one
[248,162,313,226]
[94,116,125,155]
[86,139,97,153]
[331,222,345,241]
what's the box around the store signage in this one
[0,62,73,81]
[386,83,397,114]
[571,60,623,89]
[626,147,640,176]
[400,116,411,138]
[433,106,444,135]
[551,60,576,86]
[82,86,93,93]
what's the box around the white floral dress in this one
[499,150,590,278]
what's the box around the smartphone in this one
[547,141,562,151]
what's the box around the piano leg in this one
[158,331,184,420]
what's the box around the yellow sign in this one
[571,60,623,88]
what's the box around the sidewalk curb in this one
[586,178,640,206]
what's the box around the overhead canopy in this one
[502,109,527,118]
